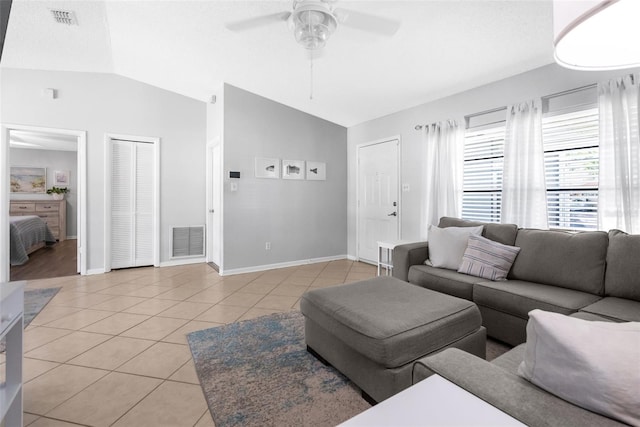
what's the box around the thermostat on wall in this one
[230,171,240,179]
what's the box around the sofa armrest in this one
[392,242,429,282]
[412,348,625,427]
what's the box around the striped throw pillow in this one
[458,234,520,281]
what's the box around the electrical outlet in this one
[265,242,271,250]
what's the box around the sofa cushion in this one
[300,276,482,368]
[408,265,481,301]
[518,310,640,426]
[473,280,601,319]
[579,297,640,322]
[458,235,520,281]
[605,229,640,301]
[509,229,608,295]
[570,311,618,322]
[426,225,483,270]
[413,348,626,427]
[438,216,518,246]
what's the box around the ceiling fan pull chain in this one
[309,54,314,100]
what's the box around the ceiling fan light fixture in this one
[290,3,337,50]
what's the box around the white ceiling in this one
[1,0,555,127]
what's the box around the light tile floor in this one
[4,259,377,427]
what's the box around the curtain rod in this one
[414,119,458,131]
[543,83,597,100]
[413,81,606,130]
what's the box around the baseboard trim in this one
[220,254,348,276]
[159,257,207,268]
[86,268,106,275]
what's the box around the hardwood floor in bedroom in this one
[11,239,78,281]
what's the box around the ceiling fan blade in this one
[226,11,291,32]
[334,8,400,36]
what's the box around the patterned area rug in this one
[188,311,371,427]
[0,287,61,352]
[23,287,61,327]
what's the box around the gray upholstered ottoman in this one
[300,276,486,403]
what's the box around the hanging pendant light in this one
[553,0,640,70]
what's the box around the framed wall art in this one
[306,161,326,181]
[10,167,47,193]
[54,170,70,186]
[282,160,305,180]
[255,157,280,179]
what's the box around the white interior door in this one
[358,139,400,263]
[110,139,155,269]
[207,143,221,266]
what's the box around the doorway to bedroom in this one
[1,124,87,282]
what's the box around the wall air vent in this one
[50,9,78,25]
[172,226,205,258]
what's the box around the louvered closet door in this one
[110,140,155,269]
[134,143,154,266]
[111,141,134,269]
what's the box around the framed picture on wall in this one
[282,160,305,180]
[255,157,280,179]
[306,161,326,181]
[10,167,47,193]
[54,170,70,186]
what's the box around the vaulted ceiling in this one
[2,0,555,127]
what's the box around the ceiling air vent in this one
[50,9,78,25]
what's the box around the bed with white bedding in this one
[10,215,57,265]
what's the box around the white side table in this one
[1,281,24,427]
[377,240,414,276]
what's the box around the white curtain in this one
[422,120,463,236]
[501,99,548,228]
[598,74,640,233]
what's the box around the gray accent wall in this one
[347,63,640,258]
[10,147,78,237]
[223,84,347,271]
[1,68,207,271]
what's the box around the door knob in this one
[388,212,397,217]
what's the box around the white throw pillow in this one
[426,225,484,270]
[518,309,640,426]
[458,234,520,281]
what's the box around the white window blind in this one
[542,107,599,230]
[462,125,505,223]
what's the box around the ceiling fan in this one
[226,0,401,51]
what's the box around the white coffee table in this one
[340,374,525,426]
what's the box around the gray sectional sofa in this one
[393,216,640,346]
[391,217,639,426]
[412,346,629,427]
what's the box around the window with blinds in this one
[542,107,599,230]
[462,125,505,223]
[462,107,506,222]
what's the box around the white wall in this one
[10,147,78,236]
[223,84,347,272]
[1,68,207,271]
[347,63,640,257]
